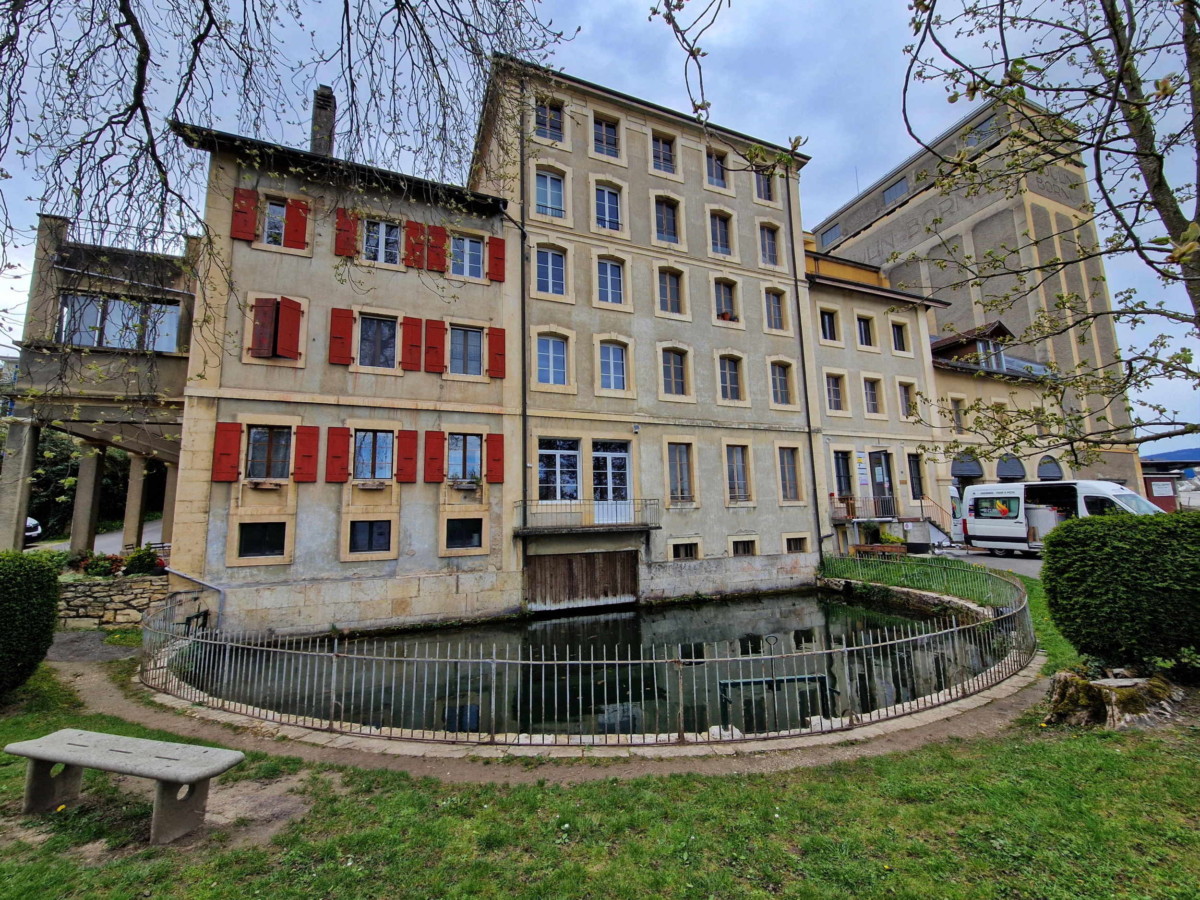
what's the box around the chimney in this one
[311,85,336,156]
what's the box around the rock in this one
[1044,672,1182,729]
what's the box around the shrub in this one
[83,554,124,577]
[124,545,159,575]
[1043,511,1200,672]
[0,551,60,695]
[66,548,95,571]
[24,548,70,572]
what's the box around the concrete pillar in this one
[69,443,106,554]
[161,462,178,543]
[0,420,40,551]
[122,455,147,550]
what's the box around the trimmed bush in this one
[0,551,60,695]
[1043,511,1200,669]
[124,545,159,575]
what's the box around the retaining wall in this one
[58,575,170,629]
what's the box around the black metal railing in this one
[513,498,661,532]
[830,494,899,520]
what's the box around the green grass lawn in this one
[0,583,1196,899]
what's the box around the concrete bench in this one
[4,729,244,844]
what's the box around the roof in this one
[805,270,950,308]
[929,321,1015,352]
[1141,447,1200,463]
[170,121,507,218]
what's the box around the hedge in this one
[0,551,60,695]
[1043,511,1200,668]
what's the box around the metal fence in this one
[140,557,1035,746]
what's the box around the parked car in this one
[24,517,42,546]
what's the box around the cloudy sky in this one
[2,0,1194,453]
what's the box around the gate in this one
[525,550,638,612]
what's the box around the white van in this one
[957,480,1162,557]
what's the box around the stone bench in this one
[4,729,244,844]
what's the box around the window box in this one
[247,479,286,490]
[451,479,481,491]
[717,311,739,322]
[355,480,390,491]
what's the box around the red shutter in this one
[486,433,505,484]
[395,430,419,483]
[400,316,423,371]
[249,297,277,357]
[426,225,448,272]
[325,427,350,483]
[211,423,242,482]
[424,319,446,373]
[231,189,258,241]
[487,236,506,282]
[293,426,320,482]
[424,430,445,483]
[334,208,359,257]
[283,198,310,249]
[275,296,303,360]
[487,327,506,379]
[404,221,426,268]
[329,308,354,365]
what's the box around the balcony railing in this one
[830,494,899,520]
[514,498,661,534]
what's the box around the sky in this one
[1,0,1195,453]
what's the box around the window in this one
[263,199,287,246]
[358,316,396,368]
[786,536,808,554]
[450,235,484,278]
[349,520,391,553]
[732,539,757,557]
[825,374,845,411]
[659,269,683,314]
[247,426,291,479]
[706,150,727,187]
[652,134,676,173]
[726,445,750,501]
[354,430,393,480]
[662,348,688,395]
[883,177,908,205]
[898,382,915,417]
[892,321,908,352]
[667,443,693,502]
[975,496,1021,519]
[819,309,838,342]
[951,398,966,433]
[597,258,624,305]
[447,433,483,481]
[535,100,564,141]
[864,378,882,415]
[362,219,401,265]
[719,356,742,401]
[770,362,792,405]
[449,326,483,375]
[599,342,627,391]
[765,290,785,330]
[755,170,775,201]
[594,117,619,157]
[779,447,800,501]
[714,281,737,321]
[976,339,1006,371]
[538,438,580,500]
[536,247,566,295]
[833,451,853,497]
[247,296,303,360]
[535,171,565,218]
[1084,495,1122,515]
[672,542,698,560]
[710,213,731,254]
[58,293,180,353]
[908,454,925,501]
[857,316,874,347]
[965,114,997,148]
[595,186,621,230]
[819,223,841,248]
[445,517,484,549]
[537,335,568,385]
[238,522,286,558]
[760,225,779,265]
[655,197,679,243]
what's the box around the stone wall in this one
[58,575,170,629]
[641,552,820,602]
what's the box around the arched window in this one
[996,454,1026,482]
[951,452,984,486]
[1037,455,1064,481]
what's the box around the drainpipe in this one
[518,76,531,572]
[783,165,825,565]
[165,567,227,630]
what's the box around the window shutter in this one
[486,327,506,379]
[395,430,419,482]
[275,297,303,360]
[404,221,427,268]
[211,422,242,482]
[325,427,350,483]
[231,189,258,241]
[329,308,354,365]
[485,433,504,483]
[400,316,423,371]
[249,297,277,357]
[424,319,446,373]
[487,236,506,282]
[334,208,359,257]
[426,225,448,272]
[293,425,320,482]
[424,430,445,482]
[283,198,310,249]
